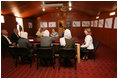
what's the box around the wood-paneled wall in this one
[90,11,117,52]
[1,15,37,37]
[36,12,90,37]
[1,15,16,36]
[23,18,37,37]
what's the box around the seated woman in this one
[35,28,45,37]
[39,30,53,65]
[60,29,75,65]
[18,32,33,62]
[40,30,53,47]
[60,29,75,48]
[80,28,94,60]
[51,29,58,41]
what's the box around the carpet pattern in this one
[1,43,117,78]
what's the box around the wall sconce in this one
[109,12,115,16]
[69,7,72,11]
[96,16,99,19]
[42,8,45,12]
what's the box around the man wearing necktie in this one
[1,29,16,58]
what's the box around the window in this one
[16,17,23,31]
[1,15,5,23]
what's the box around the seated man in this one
[18,32,33,61]
[1,29,16,49]
[1,29,16,58]
[11,28,20,43]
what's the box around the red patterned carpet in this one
[1,43,117,78]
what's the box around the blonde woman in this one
[81,28,94,60]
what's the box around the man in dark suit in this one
[1,29,16,58]
[1,29,16,48]
[11,28,20,43]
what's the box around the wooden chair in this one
[13,47,33,67]
[89,40,99,61]
[36,46,55,69]
[58,46,77,72]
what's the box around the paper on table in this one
[29,39,34,41]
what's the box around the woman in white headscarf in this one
[60,29,75,65]
[40,30,53,47]
[18,32,33,60]
[39,30,53,65]
[60,29,75,48]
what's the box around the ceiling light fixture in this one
[69,1,72,7]
[68,1,72,11]
[42,1,45,12]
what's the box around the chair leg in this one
[30,58,32,68]
[33,56,35,62]
[3,51,6,59]
[75,57,77,72]
[53,56,55,69]
[37,57,38,70]
[16,58,18,67]
[94,53,95,62]
[58,57,61,72]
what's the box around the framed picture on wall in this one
[28,22,33,28]
[49,22,56,27]
[66,21,71,28]
[82,21,90,27]
[72,21,80,27]
[114,17,117,29]
[105,18,113,28]
[28,22,32,28]
[58,19,65,36]
[98,19,104,28]
[91,21,94,27]
[94,20,98,27]
[40,22,47,28]
[58,20,65,28]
